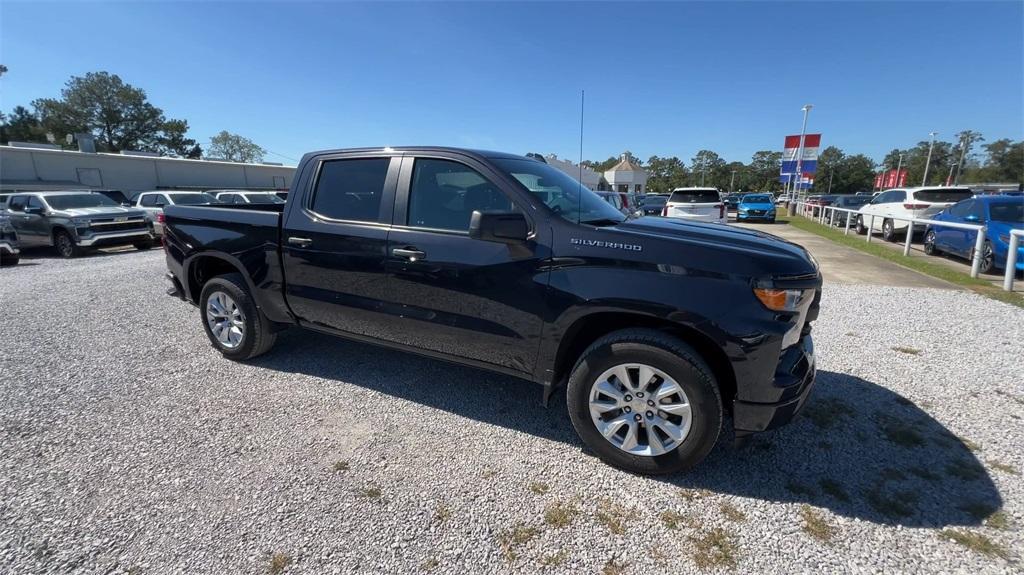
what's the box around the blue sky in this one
[2,1,1021,166]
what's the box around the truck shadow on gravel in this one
[255,331,1001,529]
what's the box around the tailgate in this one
[667,203,720,218]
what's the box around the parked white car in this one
[130,191,221,235]
[211,190,287,205]
[854,186,974,241]
[662,188,726,223]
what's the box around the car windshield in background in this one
[44,194,120,210]
[169,193,220,205]
[989,202,1024,223]
[839,196,872,206]
[246,194,286,204]
[742,195,772,203]
[642,196,667,206]
[491,158,625,225]
[915,188,973,203]
[669,190,720,203]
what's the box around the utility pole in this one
[946,163,956,187]
[827,169,834,193]
[954,134,968,185]
[729,170,737,193]
[922,131,937,186]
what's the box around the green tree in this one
[644,155,689,193]
[0,105,47,144]
[157,119,202,158]
[208,130,265,163]
[690,150,725,187]
[749,150,783,191]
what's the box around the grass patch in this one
[481,468,497,479]
[420,557,440,571]
[601,558,628,575]
[354,485,382,500]
[660,510,696,530]
[946,459,985,481]
[434,503,451,522]
[866,483,919,519]
[940,529,1009,559]
[987,460,1019,475]
[539,550,568,567]
[268,553,291,575]
[720,502,747,522]
[802,397,856,429]
[799,505,837,543]
[908,466,942,481]
[689,528,738,569]
[892,346,922,356]
[779,214,1024,309]
[596,499,629,535]
[496,524,539,562]
[679,488,712,501]
[818,478,850,502]
[331,460,349,472]
[543,501,579,528]
[528,481,550,495]
[959,501,999,522]
[986,511,1012,530]
[785,480,816,498]
[961,438,982,452]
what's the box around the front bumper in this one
[733,334,816,433]
[77,230,152,247]
[0,240,19,256]
[737,211,776,221]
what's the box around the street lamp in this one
[895,153,905,187]
[792,104,813,199]
[954,135,968,185]
[922,131,937,185]
[729,170,737,193]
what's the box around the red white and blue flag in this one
[780,134,821,176]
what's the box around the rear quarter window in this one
[914,189,973,203]
[669,190,720,203]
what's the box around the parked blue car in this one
[924,196,1024,274]
[736,194,776,222]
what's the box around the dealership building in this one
[0,142,296,193]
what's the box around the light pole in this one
[922,131,937,185]
[895,153,905,187]
[954,135,968,185]
[827,168,834,193]
[792,104,813,200]
[729,170,737,193]
[947,163,956,186]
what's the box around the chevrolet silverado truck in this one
[163,147,821,474]
[4,191,154,258]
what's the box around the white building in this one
[604,153,648,194]
[543,154,602,190]
[0,143,295,192]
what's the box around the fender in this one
[182,250,294,324]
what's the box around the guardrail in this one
[1005,229,1023,291]
[791,200,990,280]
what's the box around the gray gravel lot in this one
[1,250,1022,574]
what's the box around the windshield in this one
[245,193,286,204]
[989,202,1024,223]
[669,190,720,203]
[169,193,220,205]
[44,194,120,210]
[742,194,772,203]
[839,196,872,207]
[915,188,972,203]
[642,196,667,206]
[490,158,625,224]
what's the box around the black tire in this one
[923,229,939,256]
[0,254,19,267]
[566,328,723,475]
[199,273,277,360]
[53,229,81,258]
[882,219,898,242]
[971,240,995,275]
[855,215,866,235]
[133,238,154,250]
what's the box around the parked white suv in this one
[662,188,726,223]
[131,191,221,235]
[211,190,286,205]
[855,187,974,241]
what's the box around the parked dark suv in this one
[4,191,154,258]
[163,147,821,475]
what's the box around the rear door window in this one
[669,190,719,203]
[311,158,391,223]
[8,196,27,211]
[915,188,973,203]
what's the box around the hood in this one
[739,202,774,209]
[594,216,819,279]
[52,206,147,219]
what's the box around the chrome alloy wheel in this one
[588,363,693,457]
[206,291,244,349]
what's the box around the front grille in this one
[85,220,148,233]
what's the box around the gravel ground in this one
[1,250,1022,574]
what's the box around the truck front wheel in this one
[199,273,277,360]
[567,329,722,475]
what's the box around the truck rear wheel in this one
[567,329,722,475]
[199,273,277,360]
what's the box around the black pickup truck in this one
[164,147,821,474]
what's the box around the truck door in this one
[280,153,400,339]
[383,155,548,375]
[7,195,47,246]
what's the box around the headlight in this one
[753,288,814,311]
[738,206,748,212]
[71,218,90,227]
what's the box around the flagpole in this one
[793,104,813,199]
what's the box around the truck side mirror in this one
[24,206,43,215]
[469,210,528,243]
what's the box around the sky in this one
[1,1,1022,167]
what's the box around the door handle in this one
[392,247,426,261]
[287,236,313,247]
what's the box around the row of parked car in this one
[0,188,286,265]
[597,188,778,224]
[804,187,1023,274]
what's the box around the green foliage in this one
[208,130,266,163]
[644,155,689,193]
